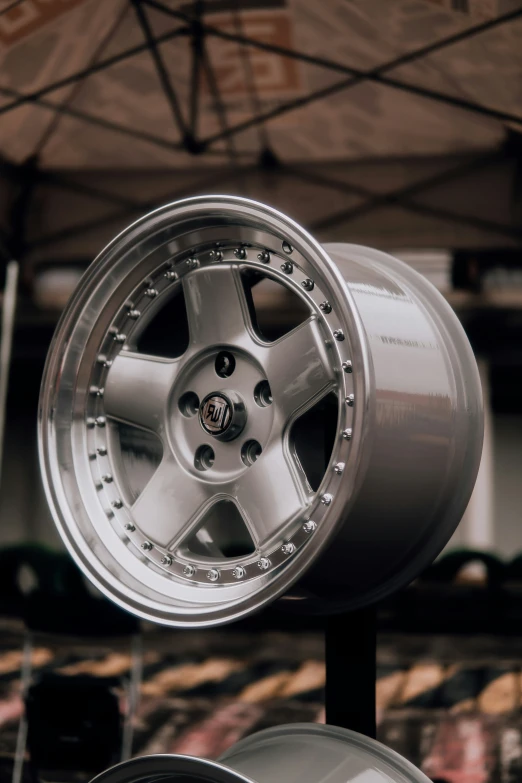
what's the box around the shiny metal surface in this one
[39,196,483,626]
[293,243,484,612]
[89,723,432,783]
[39,197,357,627]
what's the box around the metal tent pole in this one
[0,260,19,486]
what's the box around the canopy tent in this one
[0,0,520,273]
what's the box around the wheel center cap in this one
[200,393,232,435]
[199,390,246,441]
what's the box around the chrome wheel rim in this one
[39,196,368,627]
[88,724,432,783]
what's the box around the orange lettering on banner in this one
[0,0,89,46]
[203,10,301,97]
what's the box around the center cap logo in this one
[200,393,232,436]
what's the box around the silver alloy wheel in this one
[39,196,483,626]
[87,723,433,783]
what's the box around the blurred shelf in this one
[447,289,522,310]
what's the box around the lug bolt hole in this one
[195,445,215,471]
[241,440,262,467]
[215,351,236,378]
[179,391,200,417]
[254,380,272,407]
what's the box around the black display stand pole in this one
[324,604,377,738]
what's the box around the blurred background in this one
[1,0,522,781]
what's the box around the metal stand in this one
[324,605,377,738]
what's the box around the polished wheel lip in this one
[88,754,256,783]
[38,195,370,627]
[220,723,432,783]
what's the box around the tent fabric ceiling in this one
[0,0,521,169]
[0,0,521,264]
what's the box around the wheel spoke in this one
[234,440,309,547]
[183,265,252,347]
[265,318,335,421]
[131,453,210,548]
[104,351,178,434]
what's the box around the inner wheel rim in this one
[38,196,365,627]
[87,248,346,582]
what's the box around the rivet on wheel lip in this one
[164,269,178,280]
[234,247,247,260]
[97,355,112,367]
[113,333,126,343]
[257,558,271,570]
[302,278,315,291]
[184,564,196,577]
[232,566,246,579]
[257,250,270,263]
[186,257,199,269]
[90,385,104,396]
[102,473,113,483]
[124,524,135,532]
[346,394,355,406]
[207,568,220,581]
[128,309,141,319]
[97,446,107,456]
[95,416,106,427]
[281,542,296,555]
[342,428,353,440]
[303,520,317,534]
[319,301,332,313]
[334,462,345,475]
[112,499,123,509]
[281,261,293,274]
[144,288,158,298]
[161,555,173,566]
[333,329,345,341]
[321,493,333,506]
[209,249,223,261]
[342,360,353,373]
[282,241,293,254]
[141,541,153,550]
